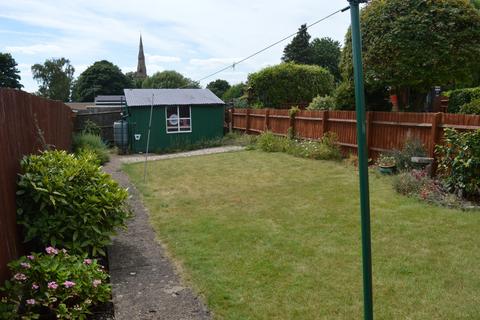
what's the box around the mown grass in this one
[123,150,480,319]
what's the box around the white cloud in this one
[5,44,62,55]
[146,54,181,63]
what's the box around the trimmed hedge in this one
[459,98,480,115]
[448,87,480,113]
[248,63,334,107]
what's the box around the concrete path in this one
[119,146,245,164]
[104,155,212,320]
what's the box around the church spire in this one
[136,35,147,78]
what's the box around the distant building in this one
[136,35,147,79]
[95,95,126,106]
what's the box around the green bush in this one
[256,132,342,161]
[448,87,480,113]
[459,98,480,115]
[82,120,102,135]
[247,63,334,107]
[256,132,291,152]
[390,138,427,171]
[307,95,336,110]
[0,249,109,319]
[16,150,130,256]
[72,133,109,164]
[436,128,480,198]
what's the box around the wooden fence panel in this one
[249,109,267,133]
[0,89,73,284]
[230,108,480,158]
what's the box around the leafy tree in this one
[282,24,312,64]
[31,58,74,101]
[142,70,199,89]
[72,60,132,102]
[0,52,23,89]
[125,71,144,88]
[471,0,480,10]
[340,0,480,111]
[248,63,334,107]
[311,37,341,82]
[222,83,246,101]
[206,79,231,98]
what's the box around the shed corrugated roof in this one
[123,89,224,107]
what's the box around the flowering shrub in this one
[288,133,342,160]
[392,170,465,208]
[17,150,130,256]
[0,248,110,319]
[436,128,480,199]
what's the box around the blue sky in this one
[0,0,352,93]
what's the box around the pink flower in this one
[20,262,31,269]
[45,247,58,255]
[32,283,39,290]
[92,279,102,288]
[47,281,58,290]
[63,281,76,288]
[83,259,92,265]
[26,299,36,305]
[27,255,35,261]
[14,273,27,281]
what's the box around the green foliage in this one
[125,71,145,88]
[282,24,312,64]
[255,131,342,161]
[0,250,109,319]
[82,119,101,136]
[142,70,199,89]
[376,154,396,167]
[390,138,427,171]
[222,83,246,101]
[436,128,480,198]
[207,79,230,99]
[248,63,334,107]
[72,60,132,102]
[72,133,109,164]
[0,52,22,89]
[256,132,291,153]
[307,95,336,110]
[341,0,480,110]
[16,150,130,256]
[310,37,341,82]
[459,98,480,114]
[448,87,480,113]
[31,58,74,102]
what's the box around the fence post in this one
[321,110,329,136]
[366,112,373,157]
[264,109,270,132]
[430,112,442,158]
[289,110,296,138]
[245,108,251,133]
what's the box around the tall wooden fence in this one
[229,108,480,158]
[0,89,73,283]
[73,108,123,145]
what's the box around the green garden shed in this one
[123,88,225,153]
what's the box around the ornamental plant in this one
[17,150,130,256]
[0,248,110,319]
[436,128,480,198]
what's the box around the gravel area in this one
[119,146,245,164]
[103,155,212,320]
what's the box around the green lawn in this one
[124,150,480,319]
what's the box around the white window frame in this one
[165,106,192,134]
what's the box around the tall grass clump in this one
[72,133,109,164]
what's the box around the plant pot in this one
[378,165,396,175]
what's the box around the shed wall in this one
[127,104,224,152]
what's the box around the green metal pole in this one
[348,1,374,319]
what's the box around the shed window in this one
[166,106,191,133]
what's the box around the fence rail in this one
[228,108,480,158]
[0,89,73,283]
